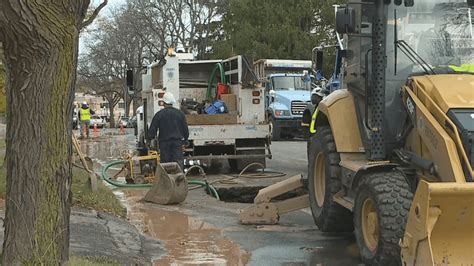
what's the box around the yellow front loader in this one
[240,0,474,265]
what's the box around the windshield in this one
[390,0,473,70]
[271,76,311,91]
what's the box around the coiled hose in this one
[101,160,220,200]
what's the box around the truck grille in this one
[291,101,309,115]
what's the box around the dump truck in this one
[134,51,271,170]
[254,59,313,140]
[240,0,474,265]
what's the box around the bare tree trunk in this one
[109,104,116,128]
[0,1,90,264]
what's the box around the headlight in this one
[274,110,290,117]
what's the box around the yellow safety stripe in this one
[449,64,474,73]
[80,108,91,121]
[310,108,318,134]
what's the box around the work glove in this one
[145,138,151,148]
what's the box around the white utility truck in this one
[136,51,271,170]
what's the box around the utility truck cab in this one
[254,59,312,140]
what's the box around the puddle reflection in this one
[116,190,249,266]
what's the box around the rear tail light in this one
[158,92,165,98]
[252,90,261,97]
[159,101,164,106]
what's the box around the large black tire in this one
[228,149,266,172]
[308,126,353,232]
[270,116,281,141]
[354,171,413,265]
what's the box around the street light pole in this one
[124,84,127,118]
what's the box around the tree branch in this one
[80,0,108,30]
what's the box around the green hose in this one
[101,160,220,200]
[206,62,226,100]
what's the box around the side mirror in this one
[269,89,276,102]
[336,7,356,34]
[314,50,324,73]
[126,69,134,94]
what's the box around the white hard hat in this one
[311,86,325,97]
[82,101,88,106]
[162,92,176,105]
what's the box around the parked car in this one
[100,115,111,122]
[72,111,79,130]
[128,116,137,128]
[117,117,129,128]
[89,115,106,128]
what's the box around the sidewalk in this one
[0,207,164,264]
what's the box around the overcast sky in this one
[79,0,126,53]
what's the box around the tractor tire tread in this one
[355,171,413,265]
[308,126,353,232]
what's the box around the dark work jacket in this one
[146,107,189,142]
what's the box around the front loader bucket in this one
[143,162,188,205]
[401,180,474,265]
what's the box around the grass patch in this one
[67,256,121,266]
[72,168,126,217]
[0,150,125,217]
[0,154,5,198]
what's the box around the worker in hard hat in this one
[309,87,325,135]
[79,101,95,138]
[146,92,189,171]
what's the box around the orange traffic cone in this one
[93,124,99,137]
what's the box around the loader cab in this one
[336,0,474,159]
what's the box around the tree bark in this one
[109,104,115,128]
[0,1,90,264]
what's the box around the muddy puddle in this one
[114,189,250,265]
[80,133,360,265]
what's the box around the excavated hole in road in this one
[216,186,307,203]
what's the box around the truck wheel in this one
[354,171,413,265]
[308,126,353,232]
[270,117,281,141]
[228,159,238,171]
[228,149,266,172]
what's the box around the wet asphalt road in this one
[79,129,361,265]
[267,140,308,177]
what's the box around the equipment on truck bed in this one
[240,1,474,265]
